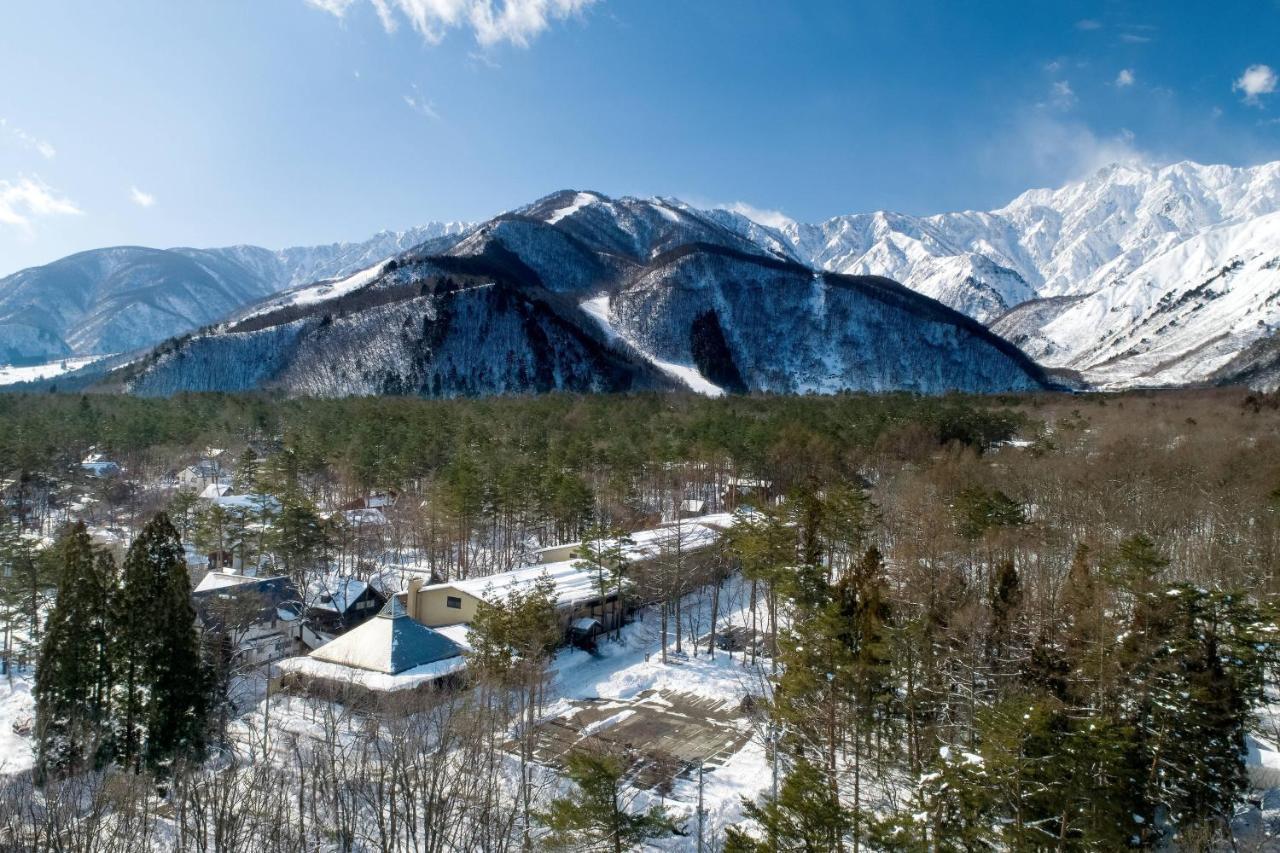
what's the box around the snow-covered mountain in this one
[714,161,1280,388]
[113,190,1050,398]
[0,223,470,365]
[14,160,1276,392]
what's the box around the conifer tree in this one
[114,512,209,772]
[727,759,850,852]
[32,523,114,779]
[537,747,679,852]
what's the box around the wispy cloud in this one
[717,201,794,231]
[0,176,81,234]
[1119,32,1151,44]
[1046,80,1077,110]
[403,90,440,120]
[1018,119,1150,180]
[129,186,156,208]
[306,0,596,47]
[1116,68,1135,88]
[1074,19,1101,31]
[0,119,56,160]
[1235,64,1277,106]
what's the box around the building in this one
[80,452,120,478]
[404,560,623,638]
[276,597,466,695]
[721,477,774,510]
[199,482,232,500]
[305,575,387,634]
[177,459,225,490]
[191,573,306,667]
[678,498,707,518]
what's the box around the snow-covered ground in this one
[0,355,110,386]
[579,294,725,397]
[0,674,34,775]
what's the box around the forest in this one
[1,388,1279,851]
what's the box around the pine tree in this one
[114,512,209,773]
[537,747,679,852]
[32,523,114,779]
[727,758,850,852]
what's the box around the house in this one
[404,560,623,638]
[80,452,120,478]
[337,507,389,528]
[199,482,232,500]
[305,575,387,634]
[275,597,466,695]
[339,491,398,512]
[216,492,280,513]
[721,477,774,510]
[178,459,225,490]
[678,498,707,518]
[191,574,305,667]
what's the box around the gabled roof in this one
[195,569,260,593]
[306,575,376,613]
[191,575,302,631]
[435,560,607,609]
[308,597,463,674]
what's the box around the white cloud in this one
[0,176,81,234]
[1234,64,1277,106]
[403,92,440,120]
[129,186,156,208]
[0,119,56,160]
[307,0,596,47]
[1116,68,1135,87]
[1015,117,1150,181]
[718,201,794,231]
[1075,19,1101,30]
[1047,80,1076,110]
[1119,32,1150,44]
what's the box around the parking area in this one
[528,688,752,790]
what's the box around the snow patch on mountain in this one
[545,191,603,225]
[580,294,724,396]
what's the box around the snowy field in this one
[0,674,34,776]
[0,355,110,386]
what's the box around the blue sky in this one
[1,0,1278,275]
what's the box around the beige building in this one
[404,560,622,637]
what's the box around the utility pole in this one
[770,726,780,802]
[697,760,706,853]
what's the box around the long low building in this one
[405,559,622,635]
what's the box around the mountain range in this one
[0,223,468,365]
[112,192,1048,397]
[708,160,1280,390]
[3,160,1278,395]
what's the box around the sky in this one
[1,0,1279,276]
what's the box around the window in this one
[446,595,462,610]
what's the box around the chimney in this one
[407,577,423,622]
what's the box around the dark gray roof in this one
[381,598,463,673]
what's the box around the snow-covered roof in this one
[308,597,463,675]
[212,493,280,513]
[536,512,735,569]
[339,508,388,527]
[277,653,466,692]
[307,576,371,613]
[681,499,706,512]
[195,570,261,593]
[436,560,607,609]
[199,482,232,499]
[434,622,473,652]
[619,516,728,561]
